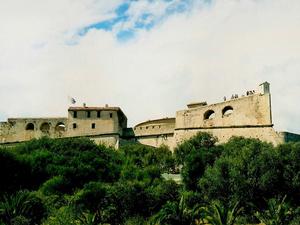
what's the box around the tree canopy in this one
[0,134,299,224]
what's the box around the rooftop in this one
[68,106,127,120]
[135,117,175,127]
[68,106,121,111]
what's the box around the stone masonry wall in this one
[175,93,272,130]
[1,83,299,149]
[0,117,68,143]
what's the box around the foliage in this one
[124,216,146,225]
[174,132,219,165]
[1,133,300,224]
[150,196,194,225]
[0,149,37,194]
[175,132,223,190]
[15,137,122,194]
[42,206,77,225]
[120,143,175,173]
[199,137,281,205]
[255,195,294,225]
[0,190,46,225]
[276,142,300,203]
[195,200,243,225]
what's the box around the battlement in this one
[134,118,175,137]
[132,82,299,149]
[0,105,127,148]
[176,91,272,130]
[1,82,299,149]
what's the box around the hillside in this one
[0,133,299,225]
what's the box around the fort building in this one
[1,82,300,149]
[0,106,127,148]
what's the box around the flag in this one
[71,97,76,104]
[68,96,76,104]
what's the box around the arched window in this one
[55,122,66,132]
[204,110,215,120]
[25,123,34,130]
[40,122,50,133]
[222,106,233,116]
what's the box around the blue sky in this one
[78,0,208,41]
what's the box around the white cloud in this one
[117,0,171,30]
[0,0,122,68]
[0,0,300,134]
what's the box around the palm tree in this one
[194,201,242,225]
[0,190,45,225]
[255,195,293,225]
[77,211,99,225]
[150,196,194,225]
[0,190,34,224]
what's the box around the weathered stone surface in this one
[132,82,300,150]
[0,106,127,149]
[1,82,300,149]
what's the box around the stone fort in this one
[1,82,300,149]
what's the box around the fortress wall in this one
[0,107,126,148]
[1,83,299,149]
[133,125,285,150]
[135,134,176,150]
[89,134,120,149]
[134,118,175,137]
[117,111,128,135]
[174,126,283,147]
[0,118,68,143]
[176,93,272,129]
[133,118,176,149]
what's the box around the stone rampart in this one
[176,93,272,130]
[0,117,68,143]
[1,82,300,149]
[131,118,176,149]
[134,118,175,136]
[130,82,300,149]
[0,106,127,148]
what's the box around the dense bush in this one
[0,190,46,225]
[0,133,299,224]
[175,132,223,190]
[14,137,122,194]
[0,149,34,194]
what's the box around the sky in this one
[0,0,300,133]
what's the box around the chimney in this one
[259,82,270,95]
[83,103,87,107]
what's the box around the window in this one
[40,123,50,133]
[109,113,113,118]
[97,111,101,118]
[73,123,77,129]
[55,122,66,132]
[222,106,233,116]
[25,123,34,130]
[73,111,77,118]
[92,123,95,129]
[87,111,91,118]
[204,110,215,120]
